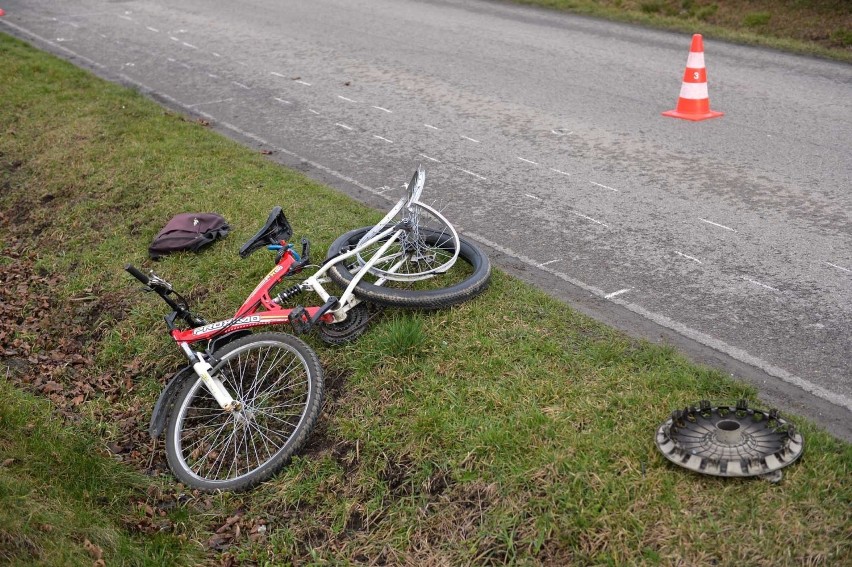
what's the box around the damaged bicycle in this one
[125,166,490,490]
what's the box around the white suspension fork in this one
[181,344,238,411]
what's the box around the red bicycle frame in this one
[169,243,334,346]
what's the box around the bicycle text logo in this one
[192,315,263,335]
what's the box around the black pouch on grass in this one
[148,213,231,259]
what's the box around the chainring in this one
[317,302,372,345]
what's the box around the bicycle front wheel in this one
[353,201,460,282]
[165,332,323,491]
[326,228,491,309]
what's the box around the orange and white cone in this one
[662,34,723,121]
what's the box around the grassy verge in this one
[0,380,199,566]
[1,33,850,565]
[509,0,852,62]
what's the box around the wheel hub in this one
[233,410,250,426]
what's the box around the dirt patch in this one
[300,367,353,461]
[0,237,136,410]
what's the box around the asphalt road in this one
[2,0,850,440]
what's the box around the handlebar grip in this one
[125,264,150,285]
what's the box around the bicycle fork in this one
[179,343,239,411]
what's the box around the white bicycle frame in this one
[297,207,453,322]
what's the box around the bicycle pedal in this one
[288,306,312,334]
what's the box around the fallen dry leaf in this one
[83,538,103,560]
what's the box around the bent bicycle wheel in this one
[165,332,323,491]
[326,228,491,309]
[354,201,460,282]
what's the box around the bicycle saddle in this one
[239,206,294,258]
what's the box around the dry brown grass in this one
[516,0,852,60]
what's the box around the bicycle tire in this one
[165,332,323,491]
[326,228,491,309]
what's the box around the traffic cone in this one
[663,34,723,121]
[0,9,5,16]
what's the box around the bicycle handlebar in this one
[125,264,207,329]
[125,264,150,285]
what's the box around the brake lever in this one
[147,274,173,292]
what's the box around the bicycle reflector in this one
[655,400,804,480]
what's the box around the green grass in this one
[0,379,198,566]
[510,0,852,62]
[1,33,851,565]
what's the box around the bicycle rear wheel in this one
[165,332,323,491]
[326,228,491,309]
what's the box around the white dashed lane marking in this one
[372,106,392,113]
[675,251,703,264]
[456,167,486,181]
[419,154,441,163]
[826,262,851,274]
[424,124,440,130]
[461,135,480,143]
[571,211,608,227]
[590,181,618,192]
[744,277,780,292]
[373,135,393,143]
[335,123,353,130]
[699,218,737,232]
[518,157,538,165]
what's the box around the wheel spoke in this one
[244,348,299,404]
